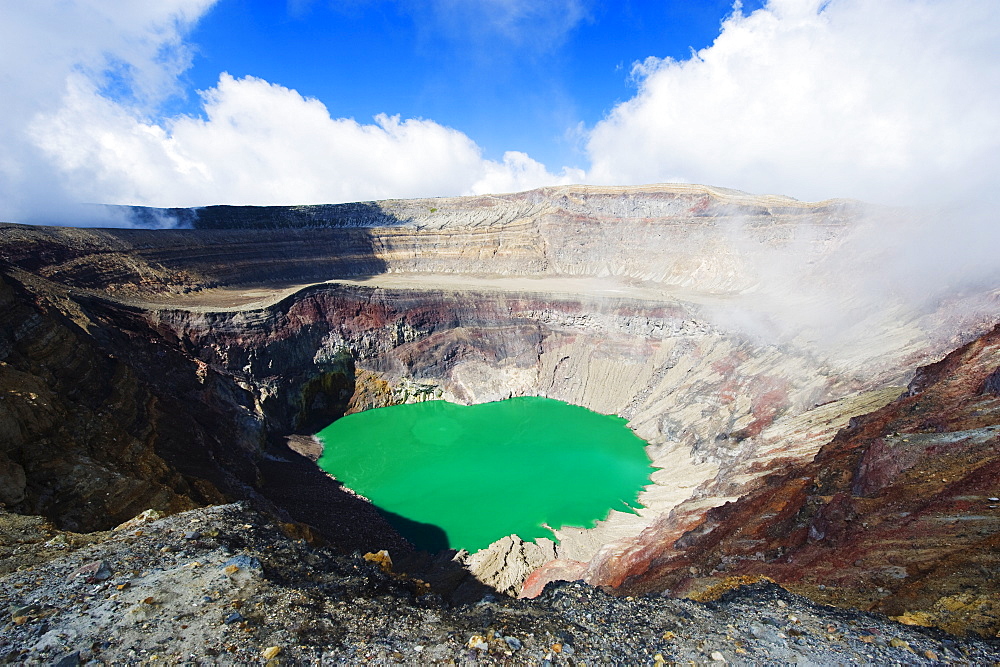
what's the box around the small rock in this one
[363,550,393,573]
[52,651,80,667]
[184,531,201,540]
[889,637,912,651]
[11,604,44,619]
[504,636,522,651]
[750,623,782,643]
[113,509,163,531]
[68,561,112,583]
[225,612,245,624]
[710,650,726,662]
[923,649,938,660]
[467,635,488,651]
[261,646,281,660]
[221,555,262,572]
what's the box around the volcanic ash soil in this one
[2,503,998,664]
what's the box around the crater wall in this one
[2,183,998,608]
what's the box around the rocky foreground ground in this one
[2,502,998,665]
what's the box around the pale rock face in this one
[463,535,558,597]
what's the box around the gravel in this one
[2,503,998,664]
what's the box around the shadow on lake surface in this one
[378,508,451,553]
[260,435,493,605]
[258,435,413,555]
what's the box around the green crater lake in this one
[316,396,654,552]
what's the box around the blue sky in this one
[180,0,764,169]
[1,0,999,222]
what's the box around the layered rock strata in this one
[0,272,219,529]
[3,184,864,294]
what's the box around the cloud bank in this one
[584,0,1000,348]
[30,73,582,209]
[0,1,582,223]
[587,0,1000,206]
[0,0,215,223]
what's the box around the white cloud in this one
[586,0,1000,205]
[582,0,1000,349]
[10,0,1000,227]
[471,151,585,198]
[3,1,580,221]
[30,73,580,208]
[0,0,217,223]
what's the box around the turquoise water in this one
[315,396,654,552]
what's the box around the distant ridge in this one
[111,182,863,230]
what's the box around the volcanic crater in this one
[2,183,1000,639]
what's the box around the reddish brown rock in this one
[520,559,588,599]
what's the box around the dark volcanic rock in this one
[0,268,410,552]
[981,366,1000,394]
[1,503,996,664]
[0,272,211,529]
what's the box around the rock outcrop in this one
[0,272,218,530]
[1,183,998,634]
[463,535,559,597]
